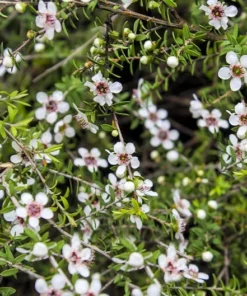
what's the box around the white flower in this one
[41,129,60,156]
[138,103,168,130]
[147,284,161,296]
[167,56,179,68]
[3,210,25,236]
[81,217,100,243]
[16,192,54,228]
[135,174,158,198]
[222,134,247,167]
[218,51,247,91]
[54,115,75,143]
[200,0,238,30]
[228,102,247,138]
[32,242,48,257]
[62,234,93,277]
[10,139,38,165]
[202,251,214,262]
[150,120,179,150]
[173,190,192,218]
[0,48,21,77]
[85,71,122,106]
[198,109,229,133]
[104,173,127,206]
[35,91,69,124]
[36,0,62,40]
[75,274,108,296]
[172,209,186,241]
[74,147,108,173]
[132,288,143,296]
[123,181,135,193]
[108,142,140,177]
[190,94,204,119]
[158,244,187,283]
[167,150,179,162]
[35,274,72,296]
[73,104,99,134]
[184,264,209,283]
[130,204,150,230]
[208,200,218,209]
[77,185,101,203]
[128,252,144,268]
[197,209,206,219]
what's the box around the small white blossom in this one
[218,51,247,91]
[10,140,38,165]
[158,244,187,283]
[128,252,144,268]
[198,109,229,133]
[62,234,93,277]
[74,274,108,296]
[184,264,209,283]
[200,0,238,30]
[202,251,214,262]
[167,150,179,162]
[35,91,69,124]
[131,288,143,296]
[0,48,21,77]
[190,94,204,119]
[223,134,247,167]
[85,71,122,106]
[54,115,75,143]
[108,142,140,177]
[228,102,247,138]
[16,192,53,228]
[74,147,108,173]
[173,190,192,218]
[36,0,62,40]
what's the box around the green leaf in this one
[101,124,114,132]
[163,0,177,8]
[0,268,18,277]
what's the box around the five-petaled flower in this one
[228,101,247,138]
[74,147,108,173]
[218,51,247,91]
[173,190,192,218]
[16,192,54,228]
[223,134,247,167]
[54,115,76,143]
[74,273,108,296]
[108,142,140,177]
[62,234,93,277]
[85,71,123,106]
[36,0,62,40]
[184,264,209,283]
[200,0,238,30]
[198,109,229,134]
[35,91,70,124]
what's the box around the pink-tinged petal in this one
[35,192,48,205]
[35,278,49,294]
[108,154,118,165]
[150,136,161,147]
[41,208,53,219]
[226,51,239,65]
[237,126,247,139]
[225,5,238,17]
[211,109,222,118]
[46,112,57,124]
[46,27,55,40]
[78,147,88,157]
[116,165,126,176]
[55,20,62,32]
[230,77,242,91]
[29,217,40,228]
[47,2,57,14]
[229,114,239,126]
[68,263,77,274]
[10,154,22,164]
[114,142,125,153]
[109,82,123,93]
[80,248,91,260]
[125,142,135,154]
[98,159,108,168]
[38,0,47,13]
[35,107,46,120]
[130,157,140,169]
[37,92,48,104]
[35,15,45,28]
[74,158,85,166]
[218,67,231,80]
[209,19,221,30]
[90,148,100,157]
[92,71,103,82]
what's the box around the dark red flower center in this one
[206,116,218,126]
[211,5,224,18]
[96,82,109,95]
[46,100,57,113]
[84,156,97,166]
[158,130,168,140]
[27,202,41,217]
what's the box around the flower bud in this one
[208,200,218,209]
[124,181,135,193]
[84,61,93,69]
[140,55,151,65]
[98,131,106,139]
[182,177,190,186]
[132,288,143,296]
[123,28,131,36]
[167,56,179,68]
[32,242,48,257]
[144,40,153,51]
[197,209,206,219]
[157,176,165,184]
[150,150,159,159]
[34,43,45,53]
[111,130,119,137]
[15,2,27,13]
[26,30,36,39]
[167,150,179,162]
[90,46,97,55]
[128,252,144,267]
[128,32,136,41]
[2,56,14,68]
[116,169,125,179]
[202,251,213,262]
[197,170,204,176]
[94,38,104,47]
[148,1,159,9]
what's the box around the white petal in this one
[46,27,55,40]
[10,154,22,164]
[237,126,247,139]
[58,102,70,113]
[47,1,57,14]
[209,19,221,30]
[37,92,48,104]
[35,107,46,120]
[55,20,62,32]
[35,192,48,205]
[240,55,247,68]
[3,211,16,222]
[226,51,239,65]
[229,114,239,126]
[41,208,54,219]
[130,157,140,169]
[225,6,238,17]
[75,279,89,294]
[109,82,123,93]
[16,207,27,218]
[12,140,22,152]
[114,142,125,153]
[78,264,90,277]
[218,67,231,80]
[29,216,40,228]
[46,112,57,124]
[125,143,135,154]
[230,77,242,91]
[65,127,75,138]
[35,278,48,294]
[21,192,33,204]
[116,165,126,176]
[52,274,66,290]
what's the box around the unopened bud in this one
[144,40,153,51]
[111,130,119,137]
[140,55,151,65]
[208,200,218,210]
[124,181,135,193]
[167,56,179,68]
[157,176,165,184]
[94,38,104,47]
[26,30,36,39]
[15,2,27,13]
[90,46,97,55]
[3,56,14,68]
[98,131,106,139]
[123,28,131,36]
[150,150,159,159]
[84,61,93,68]
[202,251,213,262]
[197,209,206,220]
[148,1,159,9]
[128,32,136,41]
[34,43,45,53]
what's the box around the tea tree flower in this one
[62,234,93,277]
[108,142,140,177]
[16,192,54,228]
[104,173,127,206]
[54,115,75,143]
[150,120,179,150]
[158,244,187,283]
[3,210,25,236]
[173,190,192,218]
[73,104,99,134]
[184,264,209,283]
[172,209,187,241]
[85,71,122,106]
[10,140,38,165]
[128,252,144,268]
[138,103,168,129]
[200,1,238,30]
[198,109,229,133]
[228,102,247,138]
[75,274,107,296]
[218,51,247,91]
[35,91,69,124]
[0,48,21,77]
[81,217,100,243]
[36,0,62,40]
[74,147,108,173]
[190,94,204,119]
